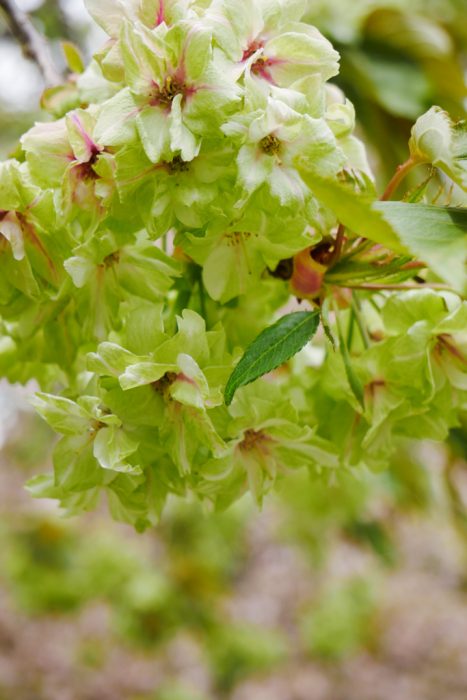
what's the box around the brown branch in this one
[0,0,61,86]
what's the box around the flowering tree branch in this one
[0,0,61,86]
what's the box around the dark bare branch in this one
[0,0,61,86]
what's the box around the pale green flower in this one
[114,139,237,237]
[180,201,315,302]
[200,382,339,505]
[96,20,241,163]
[87,310,233,474]
[207,0,339,86]
[409,106,467,191]
[223,96,345,205]
[21,109,116,221]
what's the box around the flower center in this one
[152,372,178,396]
[260,134,281,156]
[103,251,120,268]
[75,162,99,181]
[89,419,107,434]
[165,155,190,174]
[240,429,270,452]
[73,145,102,181]
[242,41,264,62]
[225,231,252,247]
[151,76,186,108]
[251,56,267,74]
[251,56,275,82]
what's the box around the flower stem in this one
[330,157,418,268]
[199,278,207,320]
[351,292,370,349]
[380,158,418,201]
[329,222,346,267]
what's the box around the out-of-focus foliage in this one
[307,0,467,184]
[0,0,100,157]
[309,0,467,186]
[2,405,467,698]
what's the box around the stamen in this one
[240,429,270,452]
[166,156,190,174]
[224,231,252,247]
[150,76,186,108]
[260,134,281,156]
[103,251,120,268]
[152,372,178,396]
[242,41,263,62]
[251,56,275,82]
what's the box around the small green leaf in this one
[224,311,320,406]
[61,41,85,74]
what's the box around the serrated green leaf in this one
[299,175,466,291]
[299,172,406,253]
[224,311,320,406]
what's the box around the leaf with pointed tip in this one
[224,311,320,405]
[299,171,405,252]
[62,41,85,74]
[375,202,467,292]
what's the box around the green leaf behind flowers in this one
[375,202,467,292]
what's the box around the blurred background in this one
[0,1,466,698]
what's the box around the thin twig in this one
[343,282,454,292]
[380,157,418,201]
[0,0,61,86]
[333,223,346,260]
[329,222,346,267]
[198,278,207,322]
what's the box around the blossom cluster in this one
[0,0,465,527]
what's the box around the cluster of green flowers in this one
[0,0,465,528]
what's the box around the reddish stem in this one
[380,158,418,201]
[328,223,346,267]
[438,336,467,366]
